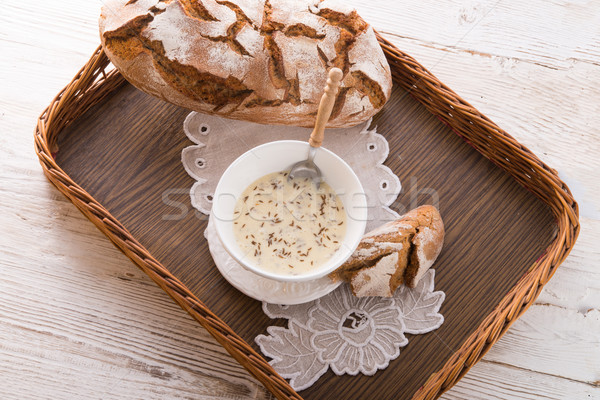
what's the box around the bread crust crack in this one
[283,23,326,39]
[315,8,368,36]
[178,0,218,22]
[100,0,392,126]
[351,70,386,109]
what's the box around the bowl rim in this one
[212,140,367,283]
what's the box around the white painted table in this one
[1,1,598,398]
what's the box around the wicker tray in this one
[34,36,579,399]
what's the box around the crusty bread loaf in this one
[99,0,392,128]
[330,205,444,297]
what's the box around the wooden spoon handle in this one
[309,67,344,148]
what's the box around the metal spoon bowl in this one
[288,146,321,186]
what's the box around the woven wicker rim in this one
[34,37,579,400]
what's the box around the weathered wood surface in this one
[1,0,598,398]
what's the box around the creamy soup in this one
[233,171,346,276]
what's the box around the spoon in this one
[288,67,344,188]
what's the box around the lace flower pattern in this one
[310,290,407,376]
[256,270,445,391]
[180,111,445,389]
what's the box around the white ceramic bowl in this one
[212,140,367,282]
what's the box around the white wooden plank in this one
[0,226,272,399]
[484,305,600,384]
[475,218,600,387]
[441,360,600,400]
[0,2,100,55]
[537,218,600,312]
[0,148,271,398]
[375,33,600,216]
[348,0,600,69]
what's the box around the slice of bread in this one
[330,205,444,297]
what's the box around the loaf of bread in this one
[330,205,444,297]
[99,0,392,128]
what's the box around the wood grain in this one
[353,0,600,70]
[0,186,272,399]
[443,360,599,400]
[54,71,556,398]
[373,33,600,211]
[1,0,599,399]
[483,304,600,383]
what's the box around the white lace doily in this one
[182,112,401,232]
[255,270,445,391]
[183,111,401,303]
[181,112,445,388]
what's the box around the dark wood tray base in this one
[56,81,556,399]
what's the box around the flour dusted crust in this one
[350,252,399,297]
[99,0,392,128]
[330,205,445,297]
